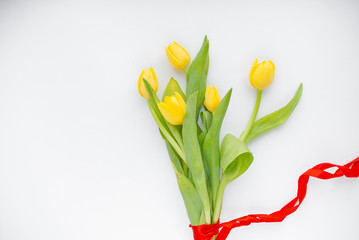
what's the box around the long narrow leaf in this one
[202,89,232,207]
[166,141,202,225]
[245,84,303,143]
[186,36,209,117]
[183,92,211,224]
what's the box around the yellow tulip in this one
[158,92,186,125]
[138,67,159,99]
[165,42,191,71]
[204,86,221,112]
[249,59,275,90]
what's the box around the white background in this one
[0,0,358,239]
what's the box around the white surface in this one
[0,1,358,239]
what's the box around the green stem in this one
[212,179,227,223]
[239,89,262,142]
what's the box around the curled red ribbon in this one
[191,157,359,240]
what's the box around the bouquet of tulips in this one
[138,36,302,239]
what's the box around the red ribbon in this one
[191,157,359,240]
[191,222,220,240]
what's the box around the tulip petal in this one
[204,86,221,112]
[172,42,191,63]
[249,58,258,87]
[150,67,159,92]
[166,46,183,69]
[158,102,182,125]
[138,67,159,98]
[175,92,187,112]
[165,42,190,70]
[158,92,187,125]
[138,70,146,98]
[268,60,275,71]
[249,59,275,90]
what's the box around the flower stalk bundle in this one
[138,37,359,240]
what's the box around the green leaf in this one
[166,141,201,225]
[213,134,253,222]
[220,134,253,184]
[245,84,303,143]
[172,163,203,226]
[201,111,212,133]
[186,36,209,117]
[182,92,211,224]
[163,77,186,101]
[202,89,232,206]
[165,141,184,175]
[197,110,213,205]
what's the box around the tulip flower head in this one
[204,86,221,112]
[138,67,159,99]
[165,42,191,71]
[249,59,275,90]
[158,92,186,125]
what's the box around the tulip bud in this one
[249,59,275,90]
[165,42,191,71]
[138,67,159,99]
[204,86,221,112]
[158,92,186,125]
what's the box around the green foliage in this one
[142,37,303,227]
[198,110,212,149]
[202,89,232,207]
[163,77,186,102]
[244,84,303,143]
[186,36,209,118]
[166,141,202,225]
[220,134,253,184]
[182,92,211,224]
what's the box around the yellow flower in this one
[158,92,186,125]
[165,42,191,71]
[249,59,275,90]
[138,67,158,99]
[204,86,221,112]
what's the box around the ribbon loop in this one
[190,157,359,240]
